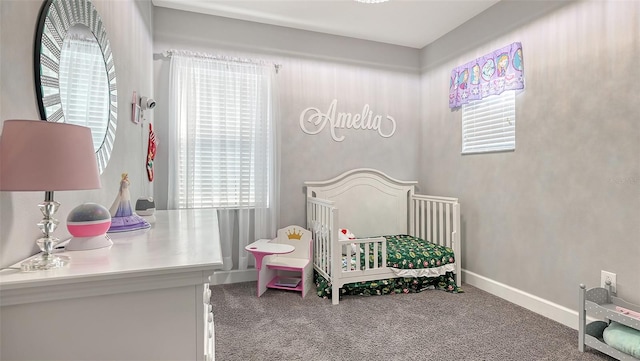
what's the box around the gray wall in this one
[0,0,154,268]
[419,0,640,307]
[153,8,422,228]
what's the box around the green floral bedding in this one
[315,271,461,299]
[316,234,462,299]
[347,234,456,270]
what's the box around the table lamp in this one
[0,119,101,271]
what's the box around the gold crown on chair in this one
[286,229,303,240]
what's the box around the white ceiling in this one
[151,0,500,49]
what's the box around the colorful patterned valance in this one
[449,42,524,109]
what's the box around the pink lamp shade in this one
[0,119,101,191]
[0,120,101,270]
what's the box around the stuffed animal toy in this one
[339,228,355,241]
[339,228,358,255]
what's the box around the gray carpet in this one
[211,282,615,361]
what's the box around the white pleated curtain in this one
[167,52,279,271]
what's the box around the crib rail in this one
[341,237,387,273]
[307,197,336,280]
[410,194,461,285]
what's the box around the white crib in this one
[305,168,461,305]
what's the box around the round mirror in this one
[34,0,117,174]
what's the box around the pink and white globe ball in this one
[67,203,112,237]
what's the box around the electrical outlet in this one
[601,271,617,293]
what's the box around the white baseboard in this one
[210,269,257,286]
[463,269,579,330]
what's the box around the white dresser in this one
[0,209,223,361]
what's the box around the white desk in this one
[0,209,223,361]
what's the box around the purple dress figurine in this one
[107,173,150,233]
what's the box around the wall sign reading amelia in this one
[299,99,396,142]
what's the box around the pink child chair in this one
[258,225,313,298]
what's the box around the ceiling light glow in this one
[354,0,390,3]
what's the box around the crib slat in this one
[325,206,329,274]
[330,208,336,277]
[445,203,451,248]
[312,203,324,271]
[420,200,425,240]
[415,200,420,239]
[416,201,420,238]
[320,206,323,272]
[327,207,332,276]
[427,201,432,242]
[327,206,331,275]
[318,206,322,271]
[438,202,444,246]
[433,201,437,243]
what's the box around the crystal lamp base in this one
[21,253,70,272]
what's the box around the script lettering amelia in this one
[299,99,396,142]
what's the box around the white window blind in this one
[169,55,273,209]
[59,38,109,151]
[462,90,516,154]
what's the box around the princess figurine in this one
[107,173,150,233]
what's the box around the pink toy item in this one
[65,202,113,251]
[616,306,640,320]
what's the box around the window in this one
[168,55,274,209]
[461,90,516,154]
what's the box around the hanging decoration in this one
[146,123,157,181]
[449,42,524,109]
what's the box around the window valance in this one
[449,42,524,109]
